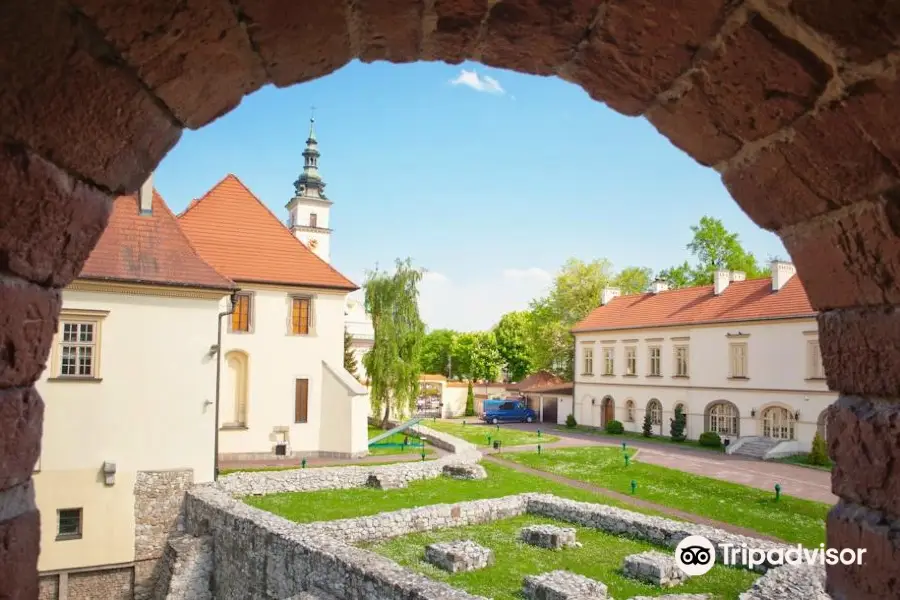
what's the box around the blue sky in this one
[155,60,787,331]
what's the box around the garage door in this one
[542,397,558,423]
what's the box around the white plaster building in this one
[569,262,836,457]
[34,182,235,593]
[178,172,369,462]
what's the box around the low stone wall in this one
[408,423,479,455]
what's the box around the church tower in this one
[287,116,332,263]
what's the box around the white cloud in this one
[422,270,449,283]
[449,69,505,95]
[502,267,552,283]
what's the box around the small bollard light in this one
[538,444,542,455]
[496,424,500,432]
[774,483,782,502]
[631,479,637,494]
[487,435,492,445]
[622,441,627,452]
[301,458,307,469]
[421,449,427,461]
[537,429,542,438]
[624,454,630,467]
[463,420,467,426]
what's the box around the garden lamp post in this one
[213,290,240,481]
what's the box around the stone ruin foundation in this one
[424,540,495,573]
[522,570,609,600]
[622,550,689,587]
[442,463,488,480]
[519,524,579,550]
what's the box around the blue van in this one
[482,399,537,424]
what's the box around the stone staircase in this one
[729,437,781,459]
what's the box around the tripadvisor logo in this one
[674,535,869,576]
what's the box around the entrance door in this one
[762,407,795,440]
[602,397,614,426]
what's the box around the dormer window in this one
[310,213,317,228]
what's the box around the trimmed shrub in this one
[565,413,577,429]
[698,431,722,448]
[464,382,475,417]
[808,432,829,466]
[670,405,687,442]
[605,419,624,434]
[642,412,653,437]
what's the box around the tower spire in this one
[293,110,326,200]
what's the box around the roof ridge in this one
[155,188,236,289]
[611,276,775,302]
[177,172,237,219]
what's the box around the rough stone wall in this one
[4,0,900,598]
[409,423,479,455]
[68,568,133,600]
[37,576,58,600]
[133,470,194,600]
[152,533,213,600]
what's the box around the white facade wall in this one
[289,199,332,263]
[34,286,225,572]
[571,317,836,451]
[217,284,367,457]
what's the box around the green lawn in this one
[245,461,668,523]
[557,424,725,453]
[774,453,833,472]
[367,425,436,457]
[503,447,828,546]
[425,419,558,448]
[368,514,758,600]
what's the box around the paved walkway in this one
[492,423,836,504]
[483,455,786,542]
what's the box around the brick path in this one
[493,423,836,504]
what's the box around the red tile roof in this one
[522,383,574,395]
[573,276,815,333]
[177,174,357,291]
[79,190,235,290]
[510,371,565,392]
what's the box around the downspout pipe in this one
[214,290,240,481]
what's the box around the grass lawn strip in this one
[245,461,671,523]
[503,446,828,546]
[773,453,832,472]
[557,425,725,453]
[425,420,558,448]
[366,514,757,600]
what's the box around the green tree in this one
[657,261,693,289]
[343,327,358,379]
[362,258,426,428]
[642,411,653,438]
[465,381,475,417]
[419,328,457,376]
[670,405,686,442]
[613,266,654,295]
[450,332,476,380]
[685,216,765,285]
[493,311,534,381]
[470,331,503,382]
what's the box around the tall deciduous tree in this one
[470,331,503,382]
[657,261,693,289]
[419,328,457,376]
[493,311,534,381]
[685,216,765,285]
[362,258,426,428]
[343,327,358,379]
[450,332,476,380]
[613,266,654,295]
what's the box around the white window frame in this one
[625,346,637,375]
[53,310,108,380]
[648,346,662,376]
[709,402,738,436]
[807,340,825,379]
[674,345,689,377]
[602,347,614,375]
[582,346,594,375]
[730,342,748,378]
[625,400,635,422]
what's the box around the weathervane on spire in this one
[310,105,317,122]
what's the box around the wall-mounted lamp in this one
[750,408,757,417]
[591,398,597,405]
[102,461,116,486]
[795,410,801,420]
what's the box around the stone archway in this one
[3,2,900,598]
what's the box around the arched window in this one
[817,410,829,442]
[625,399,635,422]
[762,406,795,440]
[647,399,662,425]
[706,401,739,436]
[224,350,249,426]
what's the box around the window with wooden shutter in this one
[295,378,309,423]
[729,343,748,378]
[291,297,312,335]
[231,294,251,332]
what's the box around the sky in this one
[155,60,787,332]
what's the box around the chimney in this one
[650,279,669,294]
[730,271,746,282]
[139,173,154,215]
[771,260,797,291]
[600,287,621,306]
[713,270,731,295]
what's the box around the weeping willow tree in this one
[362,258,426,428]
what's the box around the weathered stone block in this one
[0,511,40,600]
[519,524,578,550]
[442,463,487,480]
[427,0,488,64]
[424,540,495,573]
[522,570,608,600]
[355,0,424,64]
[365,472,408,490]
[0,388,43,491]
[622,551,688,587]
[790,0,900,64]
[819,309,900,397]
[741,563,829,599]
[0,280,61,389]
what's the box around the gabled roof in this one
[79,190,235,290]
[510,371,565,392]
[572,276,815,333]
[177,174,357,291]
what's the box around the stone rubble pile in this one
[738,563,831,599]
[522,570,609,600]
[365,472,408,490]
[424,540,495,573]
[519,524,579,550]
[442,463,487,480]
[622,551,689,587]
